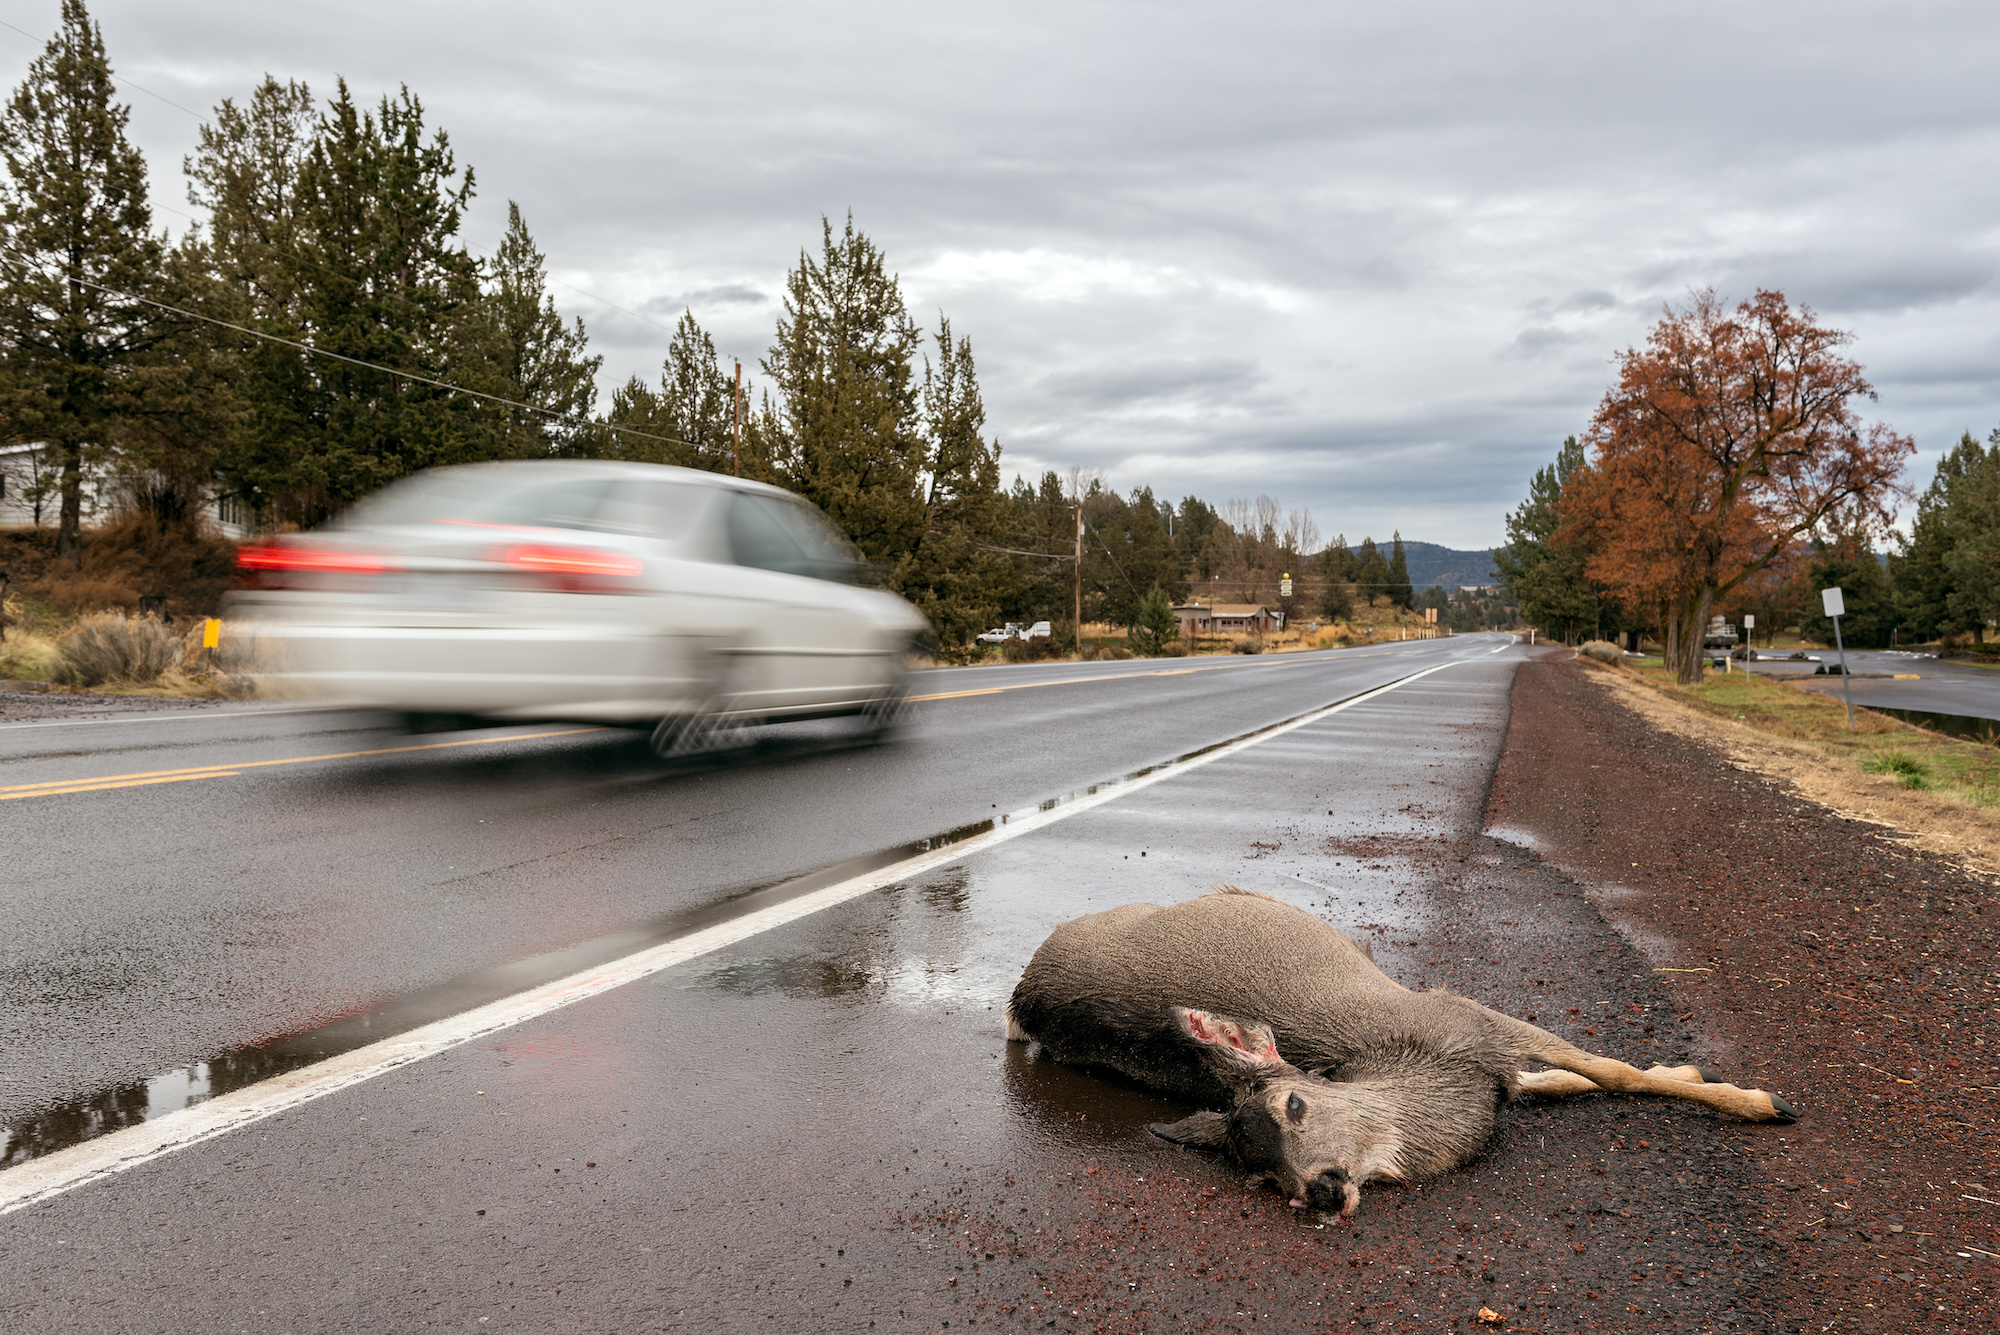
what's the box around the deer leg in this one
[1537,1042,1796,1121]
[1514,1069,1602,1098]
[1515,1063,1720,1101]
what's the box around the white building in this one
[0,442,250,537]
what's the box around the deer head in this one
[1147,1008,1397,1219]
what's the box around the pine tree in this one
[194,79,505,525]
[761,215,925,564]
[604,310,754,473]
[1387,531,1414,609]
[1354,538,1390,605]
[0,0,170,561]
[1493,437,1605,643]
[1892,431,2000,643]
[486,201,599,456]
[896,315,1008,647]
[1317,535,1357,619]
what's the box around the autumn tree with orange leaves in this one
[1559,290,1912,684]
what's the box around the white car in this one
[226,461,930,753]
[974,620,1052,645]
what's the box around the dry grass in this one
[1578,655,2000,878]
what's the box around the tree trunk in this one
[1669,586,1717,685]
[56,441,84,568]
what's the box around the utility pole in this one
[1073,497,1084,658]
[731,362,743,476]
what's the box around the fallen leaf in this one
[1477,1307,1506,1326]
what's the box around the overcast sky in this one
[10,2,1999,548]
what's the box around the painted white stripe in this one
[0,659,1463,1215]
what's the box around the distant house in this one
[0,442,250,536]
[1172,602,1283,636]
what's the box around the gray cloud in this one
[17,0,2000,545]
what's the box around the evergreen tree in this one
[194,79,508,526]
[603,310,744,472]
[486,201,599,456]
[1354,537,1390,605]
[0,0,171,561]
[761,214,925,564]
[1493,437,1605,643]
[1801,541,1896,648]
[1387,531,1414,608]
[1892,430,2000,643]
[1317,535,1357,619]
[1128,586,1179,655]
[897,315,1008,646]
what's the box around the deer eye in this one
[1285,1093,1306,1123]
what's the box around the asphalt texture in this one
[1740,649,2000,724]
[0,634,1852,1333]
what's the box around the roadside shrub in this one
[56,610,181,685]
[1158,641,1189,657]
[1127,587,1181,656]
[1086,645,1134,661]
[1863,751,1931,789]
[1002,635,1064,664]
[1579,640,1623,665]
[1231,635,1264,655]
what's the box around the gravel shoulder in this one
[1488,652,2000,1333]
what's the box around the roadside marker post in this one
[1821,587,1855,727]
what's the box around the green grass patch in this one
[1613,659,2000,809]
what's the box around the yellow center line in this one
[0,728,605,801]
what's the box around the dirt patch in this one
[1489,652,2000,1332]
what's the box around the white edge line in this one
[0,704,337,732]
[0,659,1462,1216]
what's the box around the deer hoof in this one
[1696,1066,1723,1085]
[1767,1093,1799,1123]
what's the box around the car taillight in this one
[500,544,643,592]
[237,544,401,574]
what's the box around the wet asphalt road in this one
[0,635,1570,1331]
[12,632,1818,1335]
[0,639,1485,1136]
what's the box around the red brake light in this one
[501,545,642,578]
[236,544,400,574]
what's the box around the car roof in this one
[422,458,800,502]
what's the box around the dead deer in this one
[1006,886,1797,1218]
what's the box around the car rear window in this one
[339,471,705,539]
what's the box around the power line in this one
[0,17,204,120]
[0,248,707,455]
[1,17,729,366]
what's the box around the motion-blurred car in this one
[226,461,929,753]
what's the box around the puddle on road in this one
[5,680,1418,1170]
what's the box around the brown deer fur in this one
[1006,886,1797,1217]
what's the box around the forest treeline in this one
[1493,289,1996,675]
[0,3,1482,649]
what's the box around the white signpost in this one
[1822,587,1855,726]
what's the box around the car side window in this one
[726,493,860,580]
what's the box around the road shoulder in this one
[1488,652,2000,1332]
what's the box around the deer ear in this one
[1148,1111,1229,1148]
[1171,1007,1290,1088]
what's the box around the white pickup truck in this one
[975,620,1053,645]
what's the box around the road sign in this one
[1280,574,1292,598]
[1743,614,1755,630]
[1821,587,1845,618]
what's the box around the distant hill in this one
[1398,541,1500,591]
